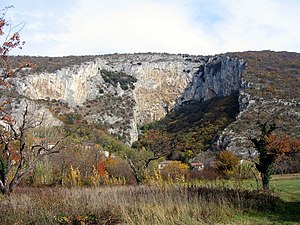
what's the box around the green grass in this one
[187,174,300,224]
[232,175,300,224]
[238,175,300,202]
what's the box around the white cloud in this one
[5,0,300,56]
[49,0,215,56]
[209,0,300,53]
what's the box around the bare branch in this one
[144,156,163,168]
[9,146,62,190]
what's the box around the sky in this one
[1,0,300,56]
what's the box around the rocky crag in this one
[5,51,300,156]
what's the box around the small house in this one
[190,162,204,171]
[34,138,47,146]
[158,161,173,170]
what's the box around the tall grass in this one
[0,185,278,225]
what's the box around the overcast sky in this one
[1,0,300,56]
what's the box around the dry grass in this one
[0,185,278,225]
[272,173,300,180]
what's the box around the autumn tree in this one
[0,6,65,195]
[0,6,26,81]
[125,146,157,184]
[251,122,278,190]
[127,130,173,184]
[0,104,67,194]
[250,121,300,190]
[215,150,240,178]
[103,157,136,184]
[160,161,189,180]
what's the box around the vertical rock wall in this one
[178,56,245,105]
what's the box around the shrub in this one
[63,165,81,187]
[237,160,258,179]
[189,167,219,181]
[215,150,240,179]
[104,157,136,184]
[100,69,137,90]
[160,161,189,181]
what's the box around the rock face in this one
[9,53,245,144]
[178,56,244,105]
[13,58,109,106]
[10,99,63,128]
[217,94,300,158]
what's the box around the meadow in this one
[233,174,300,224]
[0,174,299,225]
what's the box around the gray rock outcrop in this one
[7,53,245,145]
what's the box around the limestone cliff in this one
[3,51,299,158]
[178,56,244,104]
[8,53,245,145]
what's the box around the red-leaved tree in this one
[0,6,65,195]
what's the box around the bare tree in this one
[0,103,66,195]
[0,6,66,195]
[125,148,164,184]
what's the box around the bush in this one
[215,150,240,179]
[160,161,189,181]
[104,157,136,185]
[237,160,258,179]
[100,69,137,90]
[189,167,219,181]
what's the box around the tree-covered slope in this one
[135,51,300,160]
[134,93,240,161]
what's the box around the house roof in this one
[190,162,204,166]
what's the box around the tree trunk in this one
[0,184,11,196]
[261,173,270,190]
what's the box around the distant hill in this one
[4,51,300,161]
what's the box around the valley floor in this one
[0,173,299,224]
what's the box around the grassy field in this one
[232,174,300,224]
[0,174,299,224]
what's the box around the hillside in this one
[222,51,300,156]
[229,51,300,100]
[3,51,300,161]
[135,51,300,160]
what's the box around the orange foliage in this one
[267,134,300,154]
[0,141,20,163]
[104,157,117,167]
[1,10,25,88]
[267,134,300,162]
[96,161,106,177]
[9,141,20,162]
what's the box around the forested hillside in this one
[229,51,300,99]
[135,51,300,162]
